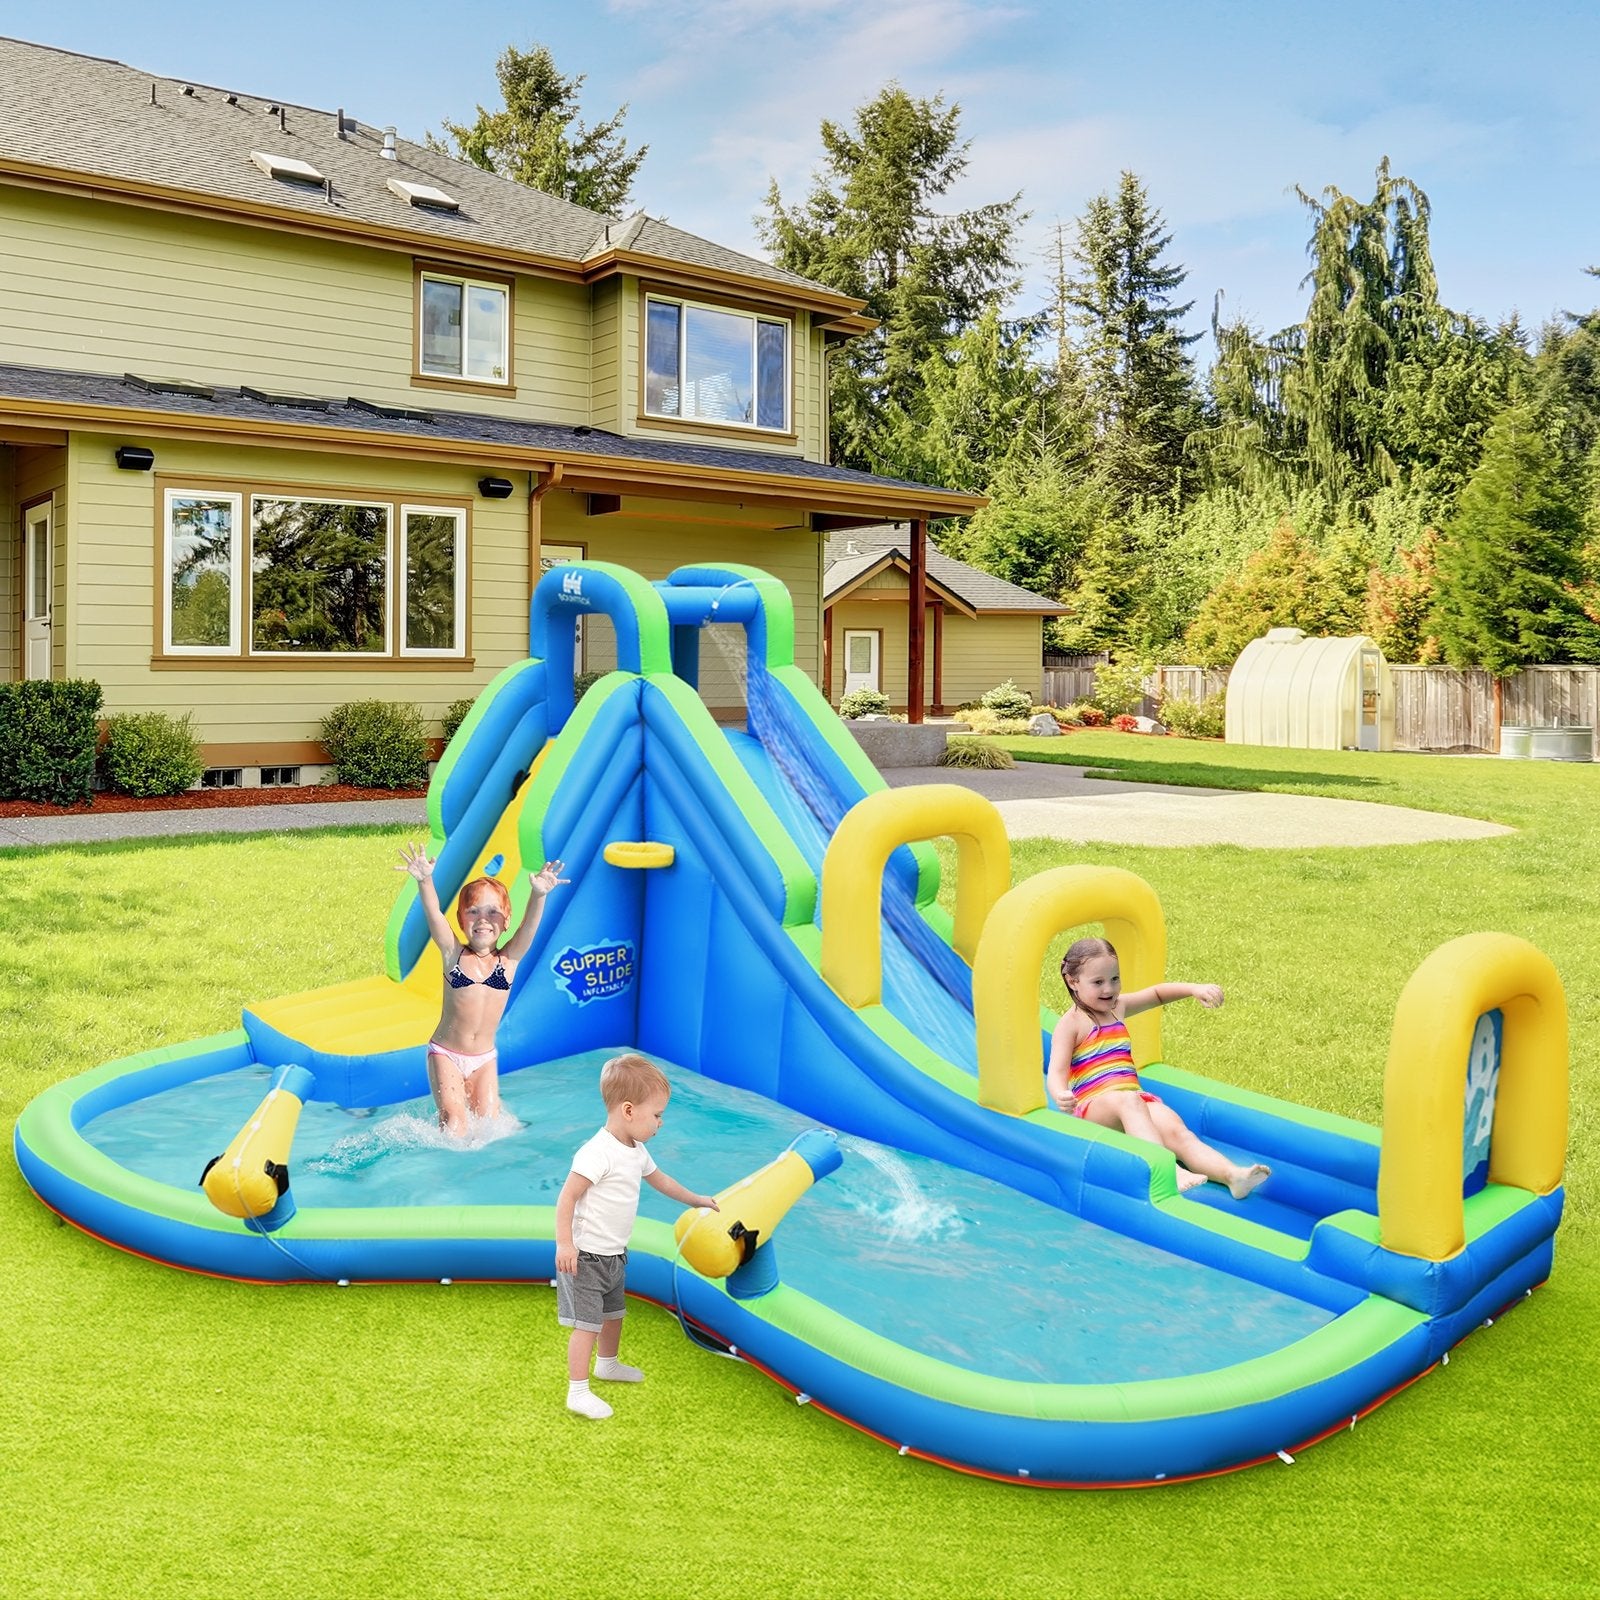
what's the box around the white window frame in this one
[399,503,467,658]
[644,293,791,433]
[419,270,510,384]
[247,493,394,658]
[162,489,243,656]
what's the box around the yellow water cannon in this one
[674,1130,841,1297]
[199,1064,315,1231]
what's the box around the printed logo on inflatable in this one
[560,570,585,601]
[552,939,636,1005]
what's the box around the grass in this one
[3,753,1598,1598]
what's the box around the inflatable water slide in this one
[15,562,1568,1486]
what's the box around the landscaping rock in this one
[1026,713,1061,737]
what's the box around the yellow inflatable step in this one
[249,971,438,1056]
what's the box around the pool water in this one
[84,1048,1333,1384]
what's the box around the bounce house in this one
[15,563,1567,1486]
[1226,628,1395,751]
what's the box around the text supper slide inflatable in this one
[16,562,1568,1486]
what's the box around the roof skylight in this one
[250,150,325,186]
[386,177,460,212]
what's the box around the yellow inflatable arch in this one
[1379,932,1568,1260]
[972,865,1168,1116]
[820,785,1011,1010]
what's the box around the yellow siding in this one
[591,279,621,431]
[52,436,824,748]
[940,613,1046,708]
[828,598,1044,710]
[1,188,591,424]
[65,434,529,743]
[542,493,822,709]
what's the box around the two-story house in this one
[0,36,980,782]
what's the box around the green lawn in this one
[2,746,1596,1599]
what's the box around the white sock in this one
[594,1355,644,1383]
[566,1379,612,1419]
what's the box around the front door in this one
[842,629,880,697]
[23,500,52,680]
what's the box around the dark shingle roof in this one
[0,360,977,508]
[824,524,1065,613]
[0,36,844,301]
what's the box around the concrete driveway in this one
[879,762,1511,849]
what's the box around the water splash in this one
[842,1139,962,1243]
[305,1108,523,1178]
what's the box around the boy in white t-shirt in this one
[554,1053,720,1419]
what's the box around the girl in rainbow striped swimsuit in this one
[1046,937,1270,1199]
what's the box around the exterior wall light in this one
[477,476,515,499]
[115,445,156,471]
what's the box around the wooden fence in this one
[1391,664,1600,756]
[1039,662,1227,716]
[1041,659,1600,755]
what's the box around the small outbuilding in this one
[1225,628,1395,751]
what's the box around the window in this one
[644,295,789,432]
[401,506,466,654]
[164,491,242,655]
[159,484,467,660]
[251,496,390,654]
[419,270,509,384]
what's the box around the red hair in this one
[455,876,511,933]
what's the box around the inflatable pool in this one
[14,562,1569,1485]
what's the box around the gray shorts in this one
[556,1249,627,1332]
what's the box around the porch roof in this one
[0,361,984,521]
[824,525,1066,614]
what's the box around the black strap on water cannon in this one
[728,1220,761,1264]
[264,1160,290,1197]
[198,1154,221,1187]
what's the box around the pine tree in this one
[431,44,646,214]
[1433,406,1600,671]
[759,85,1023,475]
[1066,171,1201,510]
[881,306,1044,493]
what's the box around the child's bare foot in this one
[1176,1167,1207,1193]
[1228,1163,1271,1200]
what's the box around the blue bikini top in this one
[447,956,510,991]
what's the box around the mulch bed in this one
[0,784,427,819]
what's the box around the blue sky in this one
[6,1,1598,352]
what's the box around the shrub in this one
[1111,714,1140,734]
[839,688,892,718]
[1054,705,1084,728]
[575,671,607,703]
[980,679,1033,719]
[101,711,203,797]
[320,699,429,789]
[961,709,1035,735]
[0,679,103,804]
[1077,705,1107,727]
[939,737,1016,770]
[1161,693,1226,739]
[441,697,476,748]
[1092,658,1149,718]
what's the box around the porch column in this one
[823,604,834,701]
[931,601,944,715]
[907,518,926,723]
